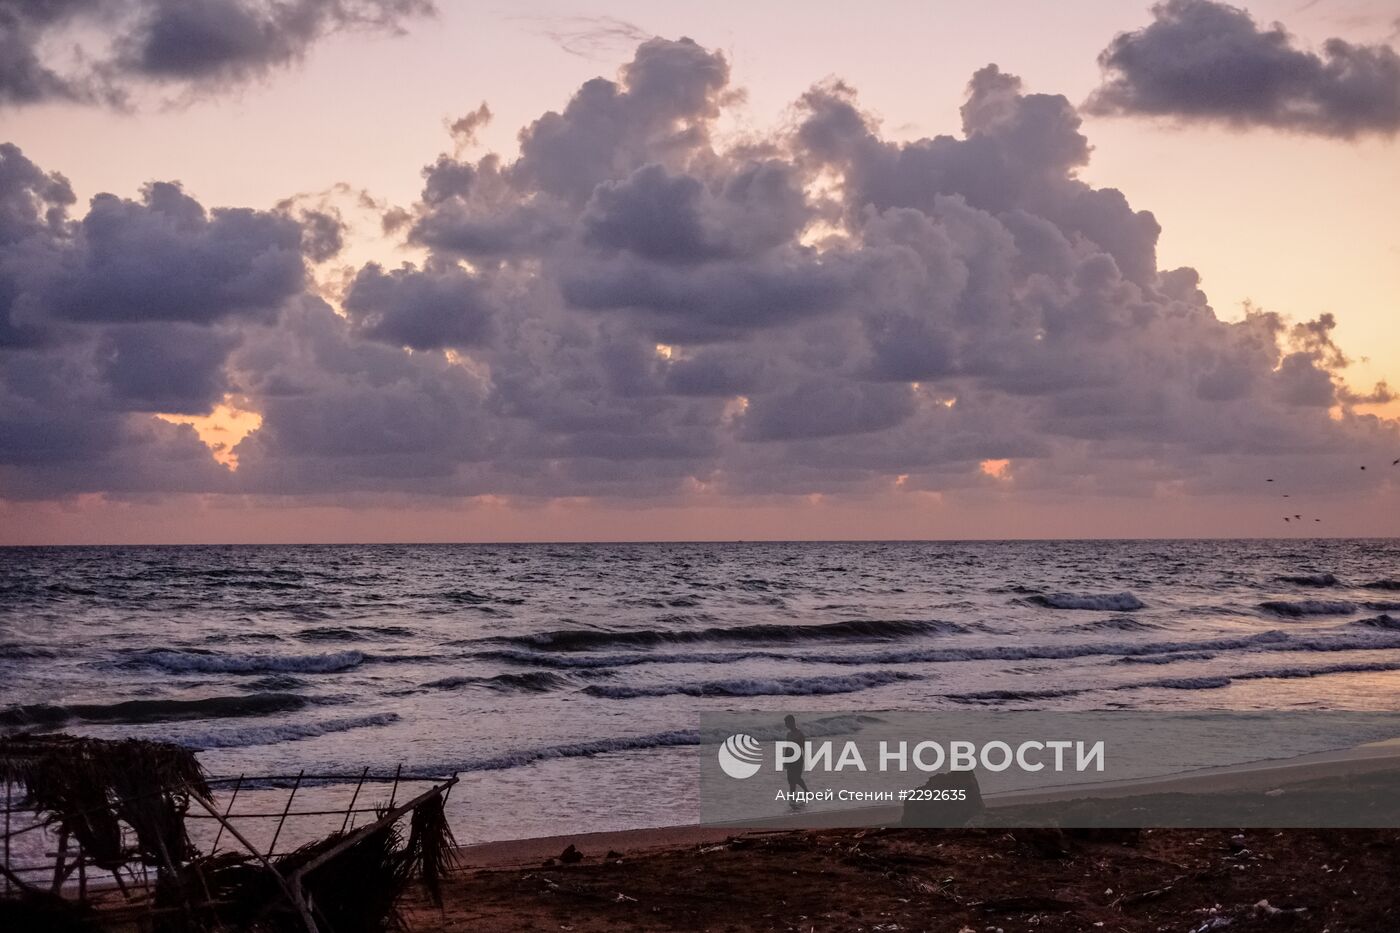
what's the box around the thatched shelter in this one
[1,733,458,932]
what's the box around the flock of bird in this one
[1269,458,1400,524]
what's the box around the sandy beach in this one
[406,824,1400,931]
[398,748,1400,931]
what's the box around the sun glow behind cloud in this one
[156,402,262,470]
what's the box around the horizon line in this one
[2,534,1396,548]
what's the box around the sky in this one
[1,0,1398,543]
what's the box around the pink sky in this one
[1,0,1397,542]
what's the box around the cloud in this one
[1,36,1396,511]
[0,149,327,496]
[1086,0,1400,138]
[343,262,494,350]
[0,0,434,107]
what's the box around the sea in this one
[3,539,1400,844]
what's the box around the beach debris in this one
[614,891,637,903]
[559,843,583,864]
[1191,918,1233,931]
[1253,898,1307,917]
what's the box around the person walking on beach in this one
[784,714,809,795]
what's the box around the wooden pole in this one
[267,771,303,858]
[50,827,68,894]
[210,774,244,857]
[341,767,369,834]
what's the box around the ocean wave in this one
[478,627,1400,673]
[423,671,571,693]
[295,625,415,642]
[954,658,1400,704]
[1363,580,1400,591]
[471,646,778,670]
[441,589,525,605]
[1348,614,1400,631]
[822,631,1295,666]
[1275,573,1340,587]
[583,670,921,699]
[1027,593,1145,611]
[1113,651,1217,665]
[949,687,1084,703]
[180,712,400,750]
[492,617,967,652]
[123,648,366,675]
[1150,676,1233,690]
[1227,661,1400,684]
[0,693,309,729]
[1259,600,1358,617]
[0,641,61,660]
[1065,617,1162,633]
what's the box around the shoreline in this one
[453,736,1400,858]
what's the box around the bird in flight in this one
[1392,458,1399,466]
[1283,517,1291,522]
[1266,478,1274,482]
[1361,465,1367,470]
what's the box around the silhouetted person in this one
[783,714,809,795]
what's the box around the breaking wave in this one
[123,649,366,675]
[584,670,921,699]
[1027,593,1145,611]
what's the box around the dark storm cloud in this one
[0,0,433,106]
[1086,0,1400,138]
[2,36,1397,505]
